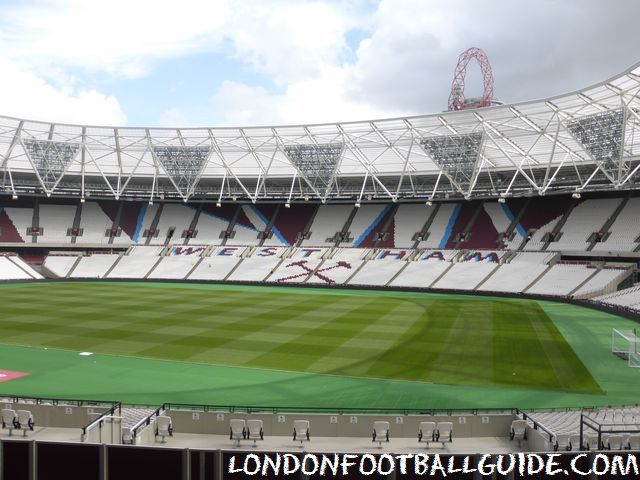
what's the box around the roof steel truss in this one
[1,63,640,202]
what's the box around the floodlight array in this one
[567,109,626,179]
[23,139,80,190]
[419,133,483,192]
[152,145,210,195]
[283,143,343,197]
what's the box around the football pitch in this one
[0,281,638,410]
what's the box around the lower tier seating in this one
[0,255,43,280]
[35,247,636,312]
[595,284,640,310]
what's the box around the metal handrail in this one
[0,394,119,408]
[580,413,640,451]
[131,406,165,440]
[162,402,517,416]
[517,410,556,442]
[81,402,122,439]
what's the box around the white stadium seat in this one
[510,419,527,447]
[418,421,436,447]
[372,421,390,447]
[1,408,18,435]
[154,415,173,443]
[246,419,264,445]
[293,420,310,445]
[16,410,34,436]
[436,422,453,447]
[229,419,246,447]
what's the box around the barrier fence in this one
[3,440,640,480]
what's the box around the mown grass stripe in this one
[0,282,604,397]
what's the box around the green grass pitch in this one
[0,281,637,410]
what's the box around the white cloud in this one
[223,1,360,85]
[158,107,189,127]
[211,69,404,126]
[0,0,232,78]
[0,0,637,126]
[0,59,126,125]
[1,0,360,83]
[0,0,367,126]
[212,0,640,126]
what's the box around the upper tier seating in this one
[416,203,458,249]
[1,207,31,242]
[303,205,352,247]
[77,202,125,245]
[484,202,523,248]
[392,204,431,248]
[506,196,574,251]
[343,204,388,248]
[592,198,640,252]
[225,205,264,246]
[523,217,562,251]
[38,204,76,244]
[552,198,621,251]
[262,204,316,247]
[134,203,161,244]
[151,204,197,246]
[0,194,639,252]
[190,207,230,245]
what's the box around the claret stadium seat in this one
[418,421,436,447]
[246,419,264,445]
[372,421,390,448]
[154,415,173,443]
[229,419,246,447]
[292,420,310,446]
[1,408,18,435]
[16,410,34,436]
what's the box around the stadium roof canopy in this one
[2,62,640,203]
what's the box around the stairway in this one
[121,407,156,444]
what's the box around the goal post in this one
[611,328,640,367]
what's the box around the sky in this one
[0,0,637,128]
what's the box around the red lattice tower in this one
[448,47,494,111]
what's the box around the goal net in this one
[612,328,640,367]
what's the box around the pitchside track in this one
[0,282,638,409]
